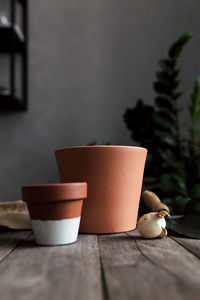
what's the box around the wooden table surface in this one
[0,229,200,300]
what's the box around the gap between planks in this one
[1,229,200,300]
[0,233,103,300]
[169,235,200,259]
[98,230,200,300]
[0,230,32,263]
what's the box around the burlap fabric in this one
[0,201,31,230]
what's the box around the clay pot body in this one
[22,183,87,245]
[55,146,147,234]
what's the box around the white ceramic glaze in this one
[31,216,81,246]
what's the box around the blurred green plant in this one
[124,32,200,215]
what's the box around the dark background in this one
[0,0,200,201]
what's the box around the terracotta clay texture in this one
[22,183,87,220]
[55,146,147,233]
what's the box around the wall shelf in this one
[0,0,28,111]
[0,25,25,53]
[0,93,25,110]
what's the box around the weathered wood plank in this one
[0,230,31,262]
[130,230,200,299]
[0,234,103,300]
[98,230,200,300]
[170,235,200,259]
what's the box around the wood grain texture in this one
[0,234,103,300]
[1,230,200,300]
[98,230,200,300]
[0,230,31,262]
[171,235,200,258]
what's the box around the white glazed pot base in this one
[31,216,81,246]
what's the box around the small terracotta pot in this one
[55,146,147,234]
[22,183,87,245]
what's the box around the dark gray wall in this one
[0,0,200,201]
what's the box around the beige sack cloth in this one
[0,201,32,230]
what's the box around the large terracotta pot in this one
[55,146,147,233]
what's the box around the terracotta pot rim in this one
[55,145,147,153]
[22,182,87,203]
[22,183,86,188]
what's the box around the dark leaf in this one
[158,149,180,167]
[189,75,200,124]
[162,135,177,146]
[160,173,187,195]
[162,197,173,206]
[156,72,174,86]
[155,96,175,113]
[191,75,200,102]
[189,184,200,202]
[174,195,191,214]
[172,79,180,90]
[172,167,187,179]
[123,100,155,144]
[154,130,177,146]
[158,111,176,123]
[172,69,180,79]
[168,32,194,58]
[153,113,175,132]
[158,59,175,73]
[154,82,173,96]
[124,100,154,130]
[185,199,200,215]
[172,92,183,100]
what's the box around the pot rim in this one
[22,182,87,203]
[22,183,86,188]
[55,145,147,153]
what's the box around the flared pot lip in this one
[22,182,87,203]
[55,145,147,153]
